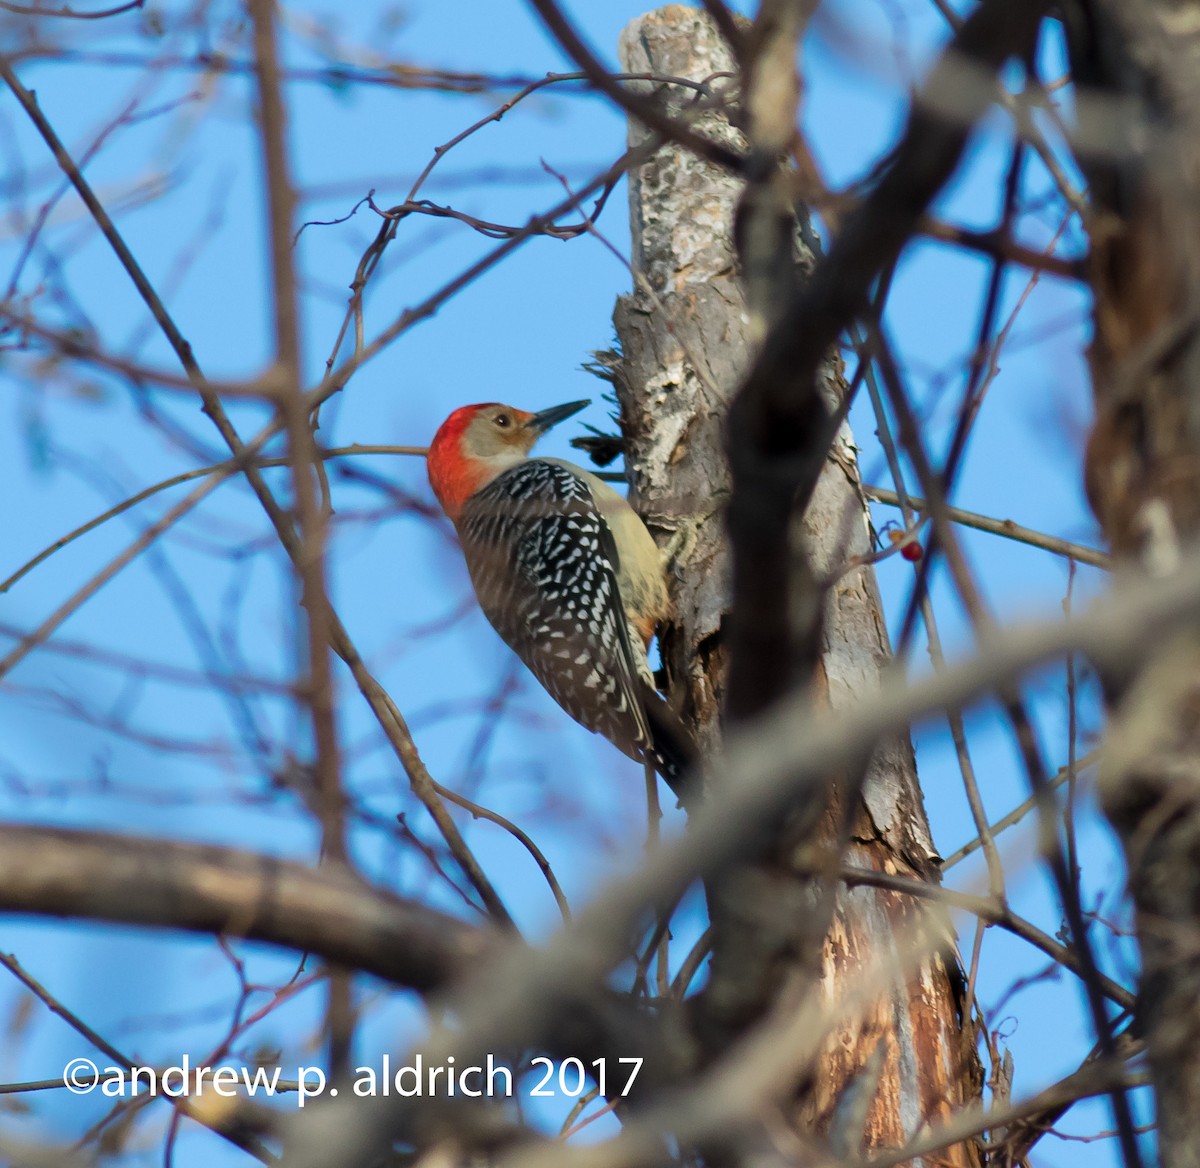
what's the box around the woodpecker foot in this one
[660,522,695,572]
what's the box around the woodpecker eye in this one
[494,414,511,428]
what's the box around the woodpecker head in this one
[427,399,589,521]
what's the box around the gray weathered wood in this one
[610,8,745,754]
[612,6,981,1161]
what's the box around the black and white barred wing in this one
[457,459,651,762]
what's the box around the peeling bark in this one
[611,8,746,754]
[611,7,982,1163]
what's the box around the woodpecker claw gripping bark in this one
[427,399,695,801]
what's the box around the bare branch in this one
[526,0,744,171]
[0,0,142,19]
[0,823,490,989]
[865,485,1110,568]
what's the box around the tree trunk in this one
[610,7,982,1162]
[1067,1,1200,1162]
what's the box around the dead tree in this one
[608,6,986,1158]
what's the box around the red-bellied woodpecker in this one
[427,399,693,795]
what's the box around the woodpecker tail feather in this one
[641,685,699,810]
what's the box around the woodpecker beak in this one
[527,399,589,434]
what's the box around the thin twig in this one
[526,0,742,172]
[0,0,142,18]
[0,952,274,1163]
[942,751,1099,868]
[0,444,427,595]
[834,865,1133,1010]
[251,0,352,1075]
[0,462,233,681]
[864,486,1109,568]
[431,782,571,922]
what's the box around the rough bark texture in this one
[612,7,981,1162]
[1066,2,1200,1162]
[611,9,745,756]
